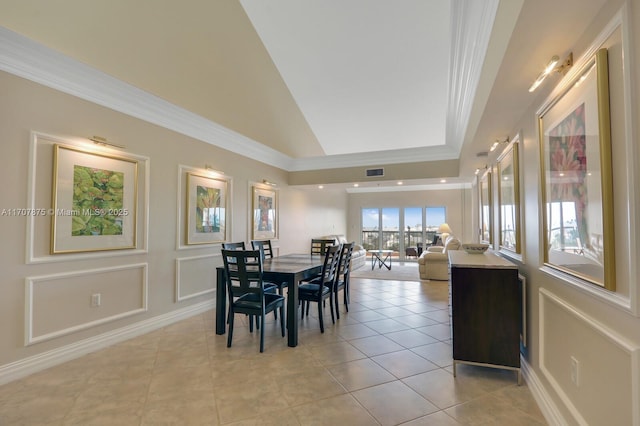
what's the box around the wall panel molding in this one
[175,254,219,302]
[25,263,148,345]
[539,288,639,425]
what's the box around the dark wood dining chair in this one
[311,238,335,256]
[334,242,354,319]
[222,241,276,327]
[298,244,341,333]
[251,239,274,259]
[221,249,285,352]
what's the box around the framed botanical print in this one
[186,172,228,245]
[252,186,277,240]
[497,142,521,253]
[479,170,492,244]
[51,144,138,253]
[538,48,615,290]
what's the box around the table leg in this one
[216,268,226,335]
[287,275,298,347]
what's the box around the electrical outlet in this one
[91,293,101,307]
[570,356,579,386]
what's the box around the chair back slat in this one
[320,244,341,291]
[338,242,354,282]
[251,239,273,260]
[221,249,264,298]
[311,238,335,256]
[222,241,246,250]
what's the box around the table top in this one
[368,249,394,254]
[448,250,517,269]
[263,253,324,273]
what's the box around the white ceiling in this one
[240,0,450,156]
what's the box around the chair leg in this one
[318,302,324,333]
[279,305,285,337]
[227,311,234,348]
[259,313,265,353]
[334,291,340,320]
[329,296,335,324]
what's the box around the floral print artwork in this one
[548,103,588,247]
[72,165,124,236]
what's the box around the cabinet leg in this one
[453,361,457,377]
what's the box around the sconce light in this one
[489,137,510,152]
[204,165,225,175]
[528,53,573,92]
[89,136,125,149]
[262,179,277,186]
[475,165,488,175]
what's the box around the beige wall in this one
[477,2,640,424]
[0,71,346,370]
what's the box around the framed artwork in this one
[186,172,228,245]
[497,142,521,253]
[479,170,492,244]
[252,186,277,240]
[538,48,615,290]
[51,144,138,253]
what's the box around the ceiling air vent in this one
[365,168,384,177]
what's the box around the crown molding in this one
[0,26,294,170]
[446,0,499,154]
[0,25,462,172]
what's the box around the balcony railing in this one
[361,230,437,254]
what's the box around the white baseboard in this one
[0,300,214,385]
[521,356,568,426]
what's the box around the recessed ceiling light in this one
[440,179,447,183]
[397,181,403,185]
[318,185,324,189]
[353,183,359,187]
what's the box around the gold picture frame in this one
[479,170,492,244]
[186,172,228,245]
[252,186,277,240]
[497,142,521,253]
[538,48,615,290]
[51,144,138,253]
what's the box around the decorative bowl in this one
[462,243,490,254]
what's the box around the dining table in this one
[216,253,325,347]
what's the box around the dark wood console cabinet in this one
[448,250,521,384]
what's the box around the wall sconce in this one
[528,53,573,92]
[89,136,125,149]
[475,165,488,175]
[262,179,277,186]
[489,137,510,152]
[204,165,225,175]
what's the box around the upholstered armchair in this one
[418,236,461,280]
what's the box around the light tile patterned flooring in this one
[0,272,547,425]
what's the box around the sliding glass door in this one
[362,206,446,260]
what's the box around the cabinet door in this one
[451,267,521,368]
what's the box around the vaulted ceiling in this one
[0,0,609,188]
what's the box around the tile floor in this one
[0,271,547,425]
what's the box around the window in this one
[361,206,446,258]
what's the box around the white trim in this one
[521,356,569,426]
[175,254,218,302]
[539,288,640,425]
[346,182,471,194]
[446,0,500,153]
[2,300,213,386]
[25,263,148,345]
